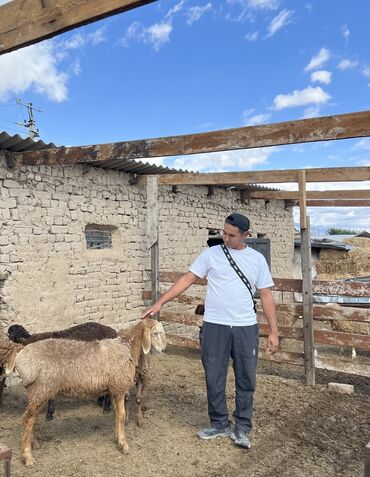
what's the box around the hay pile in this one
[316,237,370,280]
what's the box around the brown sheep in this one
[7,322,118,418]
[0,318,166,466]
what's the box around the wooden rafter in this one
[154,166,370,186]
[11,111,370,166]
[0,0,156,55]
[306,199,370,207]
[246,189,370,200]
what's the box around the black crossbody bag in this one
[221,243,257,314]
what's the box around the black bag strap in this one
[221,243,257,314]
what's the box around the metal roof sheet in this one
[0,131,279,191]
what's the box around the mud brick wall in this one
[0,152,294,333]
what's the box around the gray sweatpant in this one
[200,321,259,433]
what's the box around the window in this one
[85,225,115,250]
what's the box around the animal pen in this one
[0,1,370,475]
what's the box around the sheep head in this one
[142,319,166,355]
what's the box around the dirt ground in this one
[1,347,369,477]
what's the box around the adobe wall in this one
[0,153,294,333]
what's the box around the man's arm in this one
[259,287,279,354]
[141,271,199,319]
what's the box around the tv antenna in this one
[15,98,42,140]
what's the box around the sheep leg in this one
[124,393,129,425]
[45,399,55,421]
[102,393,112,413]
[112,395,129,454]
[136,376,145,428]
[22,400,45,466]
[0,376,5,405]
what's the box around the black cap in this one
[225,213,250,231]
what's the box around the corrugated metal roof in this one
[0,131,56,152]
[0,131,185,175]
[0,131,278,191]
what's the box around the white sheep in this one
[0,318,166,466]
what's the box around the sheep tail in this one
[0,338,23,375]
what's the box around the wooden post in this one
[0,443,12,477]
[365,442,370,477]
[301,216,315,385]
[146,176,159,318]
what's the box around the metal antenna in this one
[15,98,42,139]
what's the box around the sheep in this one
[0,318,166,466]
[7,322,118,419]
[118,325,151,428]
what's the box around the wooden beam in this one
[246,190,370,200]
[166,334,305,365]
[0,0,156,55]
[156,166,370,186]
[306,199,370,207]
[147,176,159,314]
[314,330,370,350]
[301,218,315,385]
[298,170,307,229]
[315,354,370,378]
[158,273,370,297]
[13,112,370,166]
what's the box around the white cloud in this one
[245,30,259,41]
[341,24,350,44]
[337,58,358,70]
[304,48,330,72]
[305,3,313,14]
[166,0,185,18]
[362,66,370,78]
[242,111,272,125]
[266,9,294,37]
[247,0,279,9]
[272,86,330,111]
[186,3,212,25]
[63,27,107,49]
[354,138,370,150]
[0,0,12,4]
[122,20,173,51]
[146,22,173,50]
[302,106,321,118]
[0,42,68,103]
[159,148,275,172]
[310,70,332,84]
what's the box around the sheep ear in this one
[142,327,151,355]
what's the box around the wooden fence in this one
[144,272,370,378]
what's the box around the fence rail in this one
[148,275,370,379]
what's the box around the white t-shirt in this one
[190,245,274,326]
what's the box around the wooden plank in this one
[166,334,200,350]
[314,330,370,350]
[155,166,370,186]
[313,304,370,323]
[259,349,305,366]
[155,274,370,296]
[0,0,156,55]
[259,323,304,340]
[160,311,202,327]
[160,271,207,286]
[315,355,370,378]
[246,190,370,200]
[312,280,370,297]
[166,334,305,365]
[13,113,370,166]
[306,199,370,207]
[298,170,307,229]
[301,218,315,385]
[147,176,159,315]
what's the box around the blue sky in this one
[0,0,369,230]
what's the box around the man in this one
[141,212,279,449]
